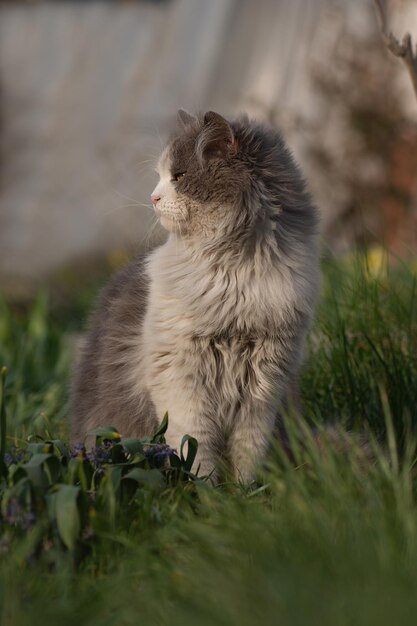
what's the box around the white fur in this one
[126,223,318,479]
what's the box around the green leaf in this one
[68,457,93,490]
[117,439,146,465]
[10,465,27,485]
[168,453,181,470]
[27,441,53,456]
[86,426,121,445]
[109,465,123,491]
[122,468,165,493]
[121,439,145,456]
[22,453,60,488]
[1,477,31,518]
[55,485,81,550]
[46,439,69,460]
[23,452,55,469]
[151,413,169,443]
[110,443,128,464]
[180,435,198,472]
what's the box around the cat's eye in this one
[172,172,186,182]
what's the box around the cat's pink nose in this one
[151,194,161,205]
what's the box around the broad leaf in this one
[55,485,81,550]
[122,468,165,492]
[151,413,169,442]
[180,435,198,472]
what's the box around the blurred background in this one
[0,0,416,300]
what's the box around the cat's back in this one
[70,255,156,441]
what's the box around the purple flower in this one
[72,441,115,468]
[4,453,14,466]
[144,444,177,461]
[2,498,36,529]
[3,498,22,525]
[4,447,25,466]
[70,443,86,458]
[87,441,114,468]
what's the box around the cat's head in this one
[151,110,252,237]
[150,109,316,246]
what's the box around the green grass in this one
[1,254,417,626]
[0,292,70,441]
[302,255,417,439]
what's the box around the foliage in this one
[0,256,417,625]
[302,253,417,442]
[0,402,200,566]
[0,291,70,440]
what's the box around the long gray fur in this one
[71,111,320,482]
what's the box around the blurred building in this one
[0,0,416,296]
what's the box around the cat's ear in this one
[177,109,196,128]
[196,111,238,162]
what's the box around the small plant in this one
[0,376,200,564]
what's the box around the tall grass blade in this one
[0,366,7,478]
[379,384,399,474]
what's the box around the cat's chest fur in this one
[144,236,297,340]
[137,236,301,417]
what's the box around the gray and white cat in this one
[71,110,320,482]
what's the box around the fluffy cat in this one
[71,110,320,482]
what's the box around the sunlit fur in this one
[71,111,320,482]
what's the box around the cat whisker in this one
[126,203,153,210]
[120,214,159,252]
[134,158,159,168]
[176,218,186,254]
[128,202,154,211]
[101,203,154,217]
[109,189,155,211]
[110,188,143,205]
[142,216,160,252]
[148,121,166,151]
